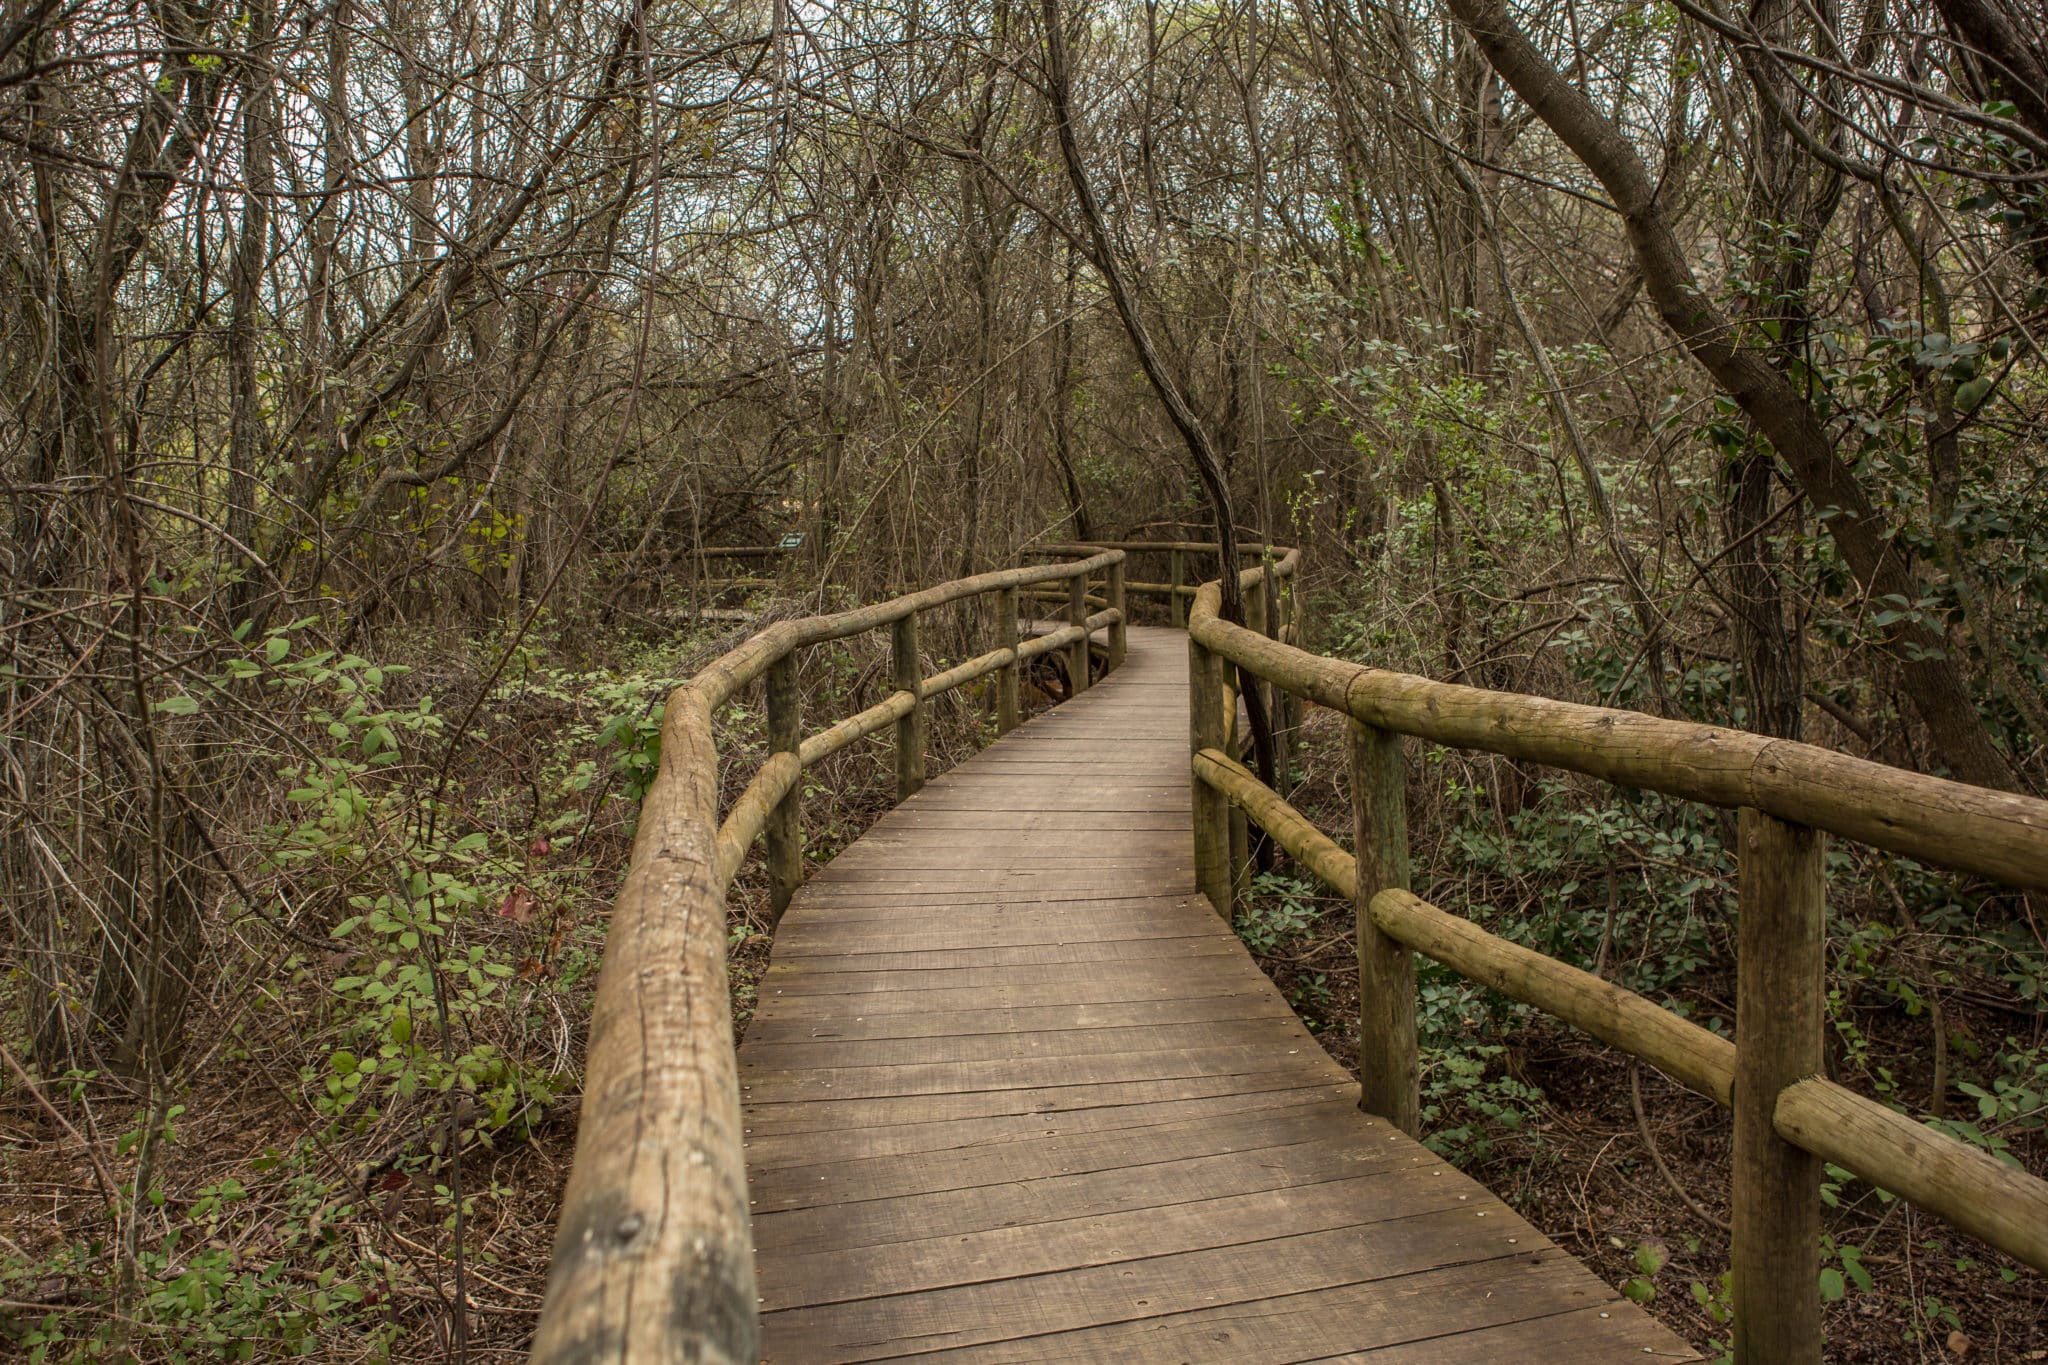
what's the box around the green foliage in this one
[0,620,686,1360]
[492,665,686,810]
[1417,1041,1545,1166]
[2,1129,396,1362]
[1818,1234,1875,1304]
[1621,1238,1669,1304]
[1444,777,1728,997]
[1235,872,1324,955]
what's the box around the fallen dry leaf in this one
[497,885,537,923]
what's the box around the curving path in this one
[736,626,1699,1363]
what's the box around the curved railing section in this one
[1186,558,2048,1363]
[531,550,1128,1364]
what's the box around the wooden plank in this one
[738,1008,1312,1072]
[874,813,1191,831]
[799,866,1193,887]
[1330,1304,1703,1361]
[811,851,1194,874]
[888,1251,1628,1364]
[748,1097,1366,1215]
[773,907,1217,940]
[761,1172,1502,1318]
[741,1082,1353,1172]
[738,1041,1346,1103]
[756,937,1238,976]
[754,959,1269,999]
[773,906,1218,949]
[870,795,1193,813]
[741,991,1296,1045]
[784,889,1205,912]
[750,1122,1422,1254]
[775,930,1225,981]
[827,831,1194,852]
[740,1070,1357,1138]
[747,973,1269,1021]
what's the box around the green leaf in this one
[1818,1267,1846,1301]
[265,635,290,665]
[154,694,200,716]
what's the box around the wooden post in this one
[892,610,925,799]
[1169,549,1186,629]
[1188,636,1232,918]
[1106,558,1127,670]
[1219,622,1249,912]
[1276,575,1300,794]
[1246,567,1271,662]
[1243,570,1272,780]
[1229,801,1250,910]
[1067,572,1091,695]
[766,653,802,924]
[1348,719,1419,1134]
[1733,808,1825,1365]
[995,585,1020,734]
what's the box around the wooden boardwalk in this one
[737,626,1700,1363]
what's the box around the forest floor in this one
[0,603,1058,1363]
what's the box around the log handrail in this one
[1186,558,2048,1365]
[532,549,1126,1365]
[1189,570,2046,889]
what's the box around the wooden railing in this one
[531,550,1127,1365]
[1028,539,1307,789]
[1023,539,1297,631]
[1186,557,2048,1363]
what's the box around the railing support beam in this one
[1732,808,1825,1365]
[1348,719,1419,1134]
[1189,637,1233,918]
[766,654,802,923]
[1068,573,1091,695]
[1107,559,1127,668]
[1169,548,1186,629]
[893,611,926,800]
[1276,573,1299,794]
[996,586,1020,734]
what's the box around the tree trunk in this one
[1445,0,2017,789]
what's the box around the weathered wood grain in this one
[535,552,1123,1365]
[1732,810,1826,1363]
[1188,571,2048,890]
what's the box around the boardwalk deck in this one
[738,626,1700,1363]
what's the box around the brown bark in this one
[1039,0,1276,789]
[1444,0,2017,790]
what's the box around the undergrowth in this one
[1236,705,2048,1360]
[0,598,1007,1362]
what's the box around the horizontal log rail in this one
[1185,559,2048,1365]
[533,549,1126,1365]
[1028,539,1297,628]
